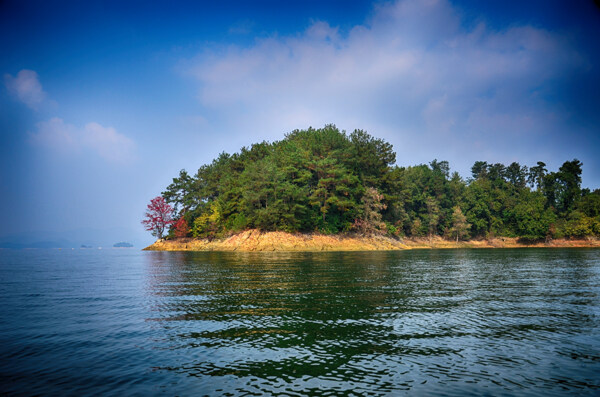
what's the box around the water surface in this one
[1,249,599,395]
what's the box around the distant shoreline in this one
[143,230,600,252]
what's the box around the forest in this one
[148,125,600,242]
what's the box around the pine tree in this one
[354,187,387,235]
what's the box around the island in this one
[113,242,134,248]
[142,125,600,251]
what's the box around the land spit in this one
[144,229,600,252]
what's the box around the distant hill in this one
[113,242,133,248]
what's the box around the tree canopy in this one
[149,125,599,241]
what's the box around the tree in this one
[152,125,599,242]
[450,206,470,242]
[542,172,560,209]
[577,190,600,217]
[560,210,596,238]
[557,159,583,213]
[192,201,221,239]
[464,179,492,237]
[349,129,396,189]
[142,196,174,239]
[506,162,528,188]
[426,196,440,238]
[471,161,488,180]
[528,161,547,190]
[162,169,200,216]
[430,159,450,179]
[308,156,359,233]
[487,163,506,183]
[543,160,584,213]
[510,192,555,241]
[411,218,424,237]
[354,187,386,235]
[173,216,190,238]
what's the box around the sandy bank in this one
[143,230,600,252]
[144,229,408,251]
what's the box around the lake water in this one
[1,249,599,395]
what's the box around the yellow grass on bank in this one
[143,229,600,252]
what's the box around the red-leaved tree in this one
[142,196,174,239]
[174,216,190,238]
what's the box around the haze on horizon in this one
[1,0,599,247]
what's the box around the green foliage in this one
[226,213,248,232]
[528,162,547,190]
[152,125,596,241]
[557,159,583,212]
[450,206,470,241]
[385,222,401,237]
[425,196,440,238]
[557,211,600,238]
[543,159,583,213]
[577,190,600,217]
[162,169,198,214]
[509,191,556,241]
[506,162,528,189]
[349,129,395,189]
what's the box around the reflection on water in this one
[0,249,598,395]
[143,249,600,395]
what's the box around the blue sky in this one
[1,0,599,246]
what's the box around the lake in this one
[1,249,599,395]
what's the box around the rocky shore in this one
[143,230,600,252]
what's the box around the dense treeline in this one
[160,125,600,241]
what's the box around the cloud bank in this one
[4,69,138,164]
[186,0,590,172]
[30,118,136,164]
[4,69,47,110]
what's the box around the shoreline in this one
[143,229,600,252]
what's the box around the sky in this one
[1,0,599,246]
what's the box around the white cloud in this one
[30,118,136,164]
[30,118,78,151]
[7,69,135,164]
[4,69,47,110]
[184,0,588,173]
[82,122,136,164]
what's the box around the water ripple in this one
[1,249,600,395]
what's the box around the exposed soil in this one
[143,230,600,252]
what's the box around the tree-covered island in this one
[143,125,600,249]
